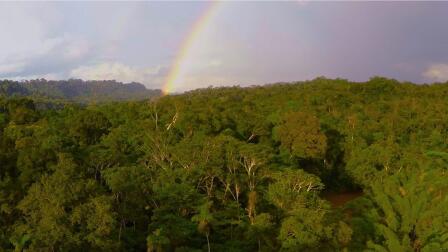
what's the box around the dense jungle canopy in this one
[1,77,447,251]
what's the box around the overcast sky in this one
[1,1,448,91]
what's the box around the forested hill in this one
[1,77,448,251]
[0,79,162,103]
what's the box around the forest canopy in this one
[0,77,447,251]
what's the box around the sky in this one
[1,1,448,92]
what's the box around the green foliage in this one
[274,111,327,159]
[1,78,448,251]
[0,79,162,103]
[68,109,112,146]
[366,166,448,252]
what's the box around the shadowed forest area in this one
[0,79,161,103]
[1,77,448,251]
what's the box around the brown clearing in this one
[322,191,364,208]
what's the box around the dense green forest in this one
[1,77,448,251]
[0,79,161,103]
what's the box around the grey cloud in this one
[0,35,95,78]
[69,62,170,88]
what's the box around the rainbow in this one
[162,2,220,94]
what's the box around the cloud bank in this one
[70,62,168,87]
[423,64,448,82]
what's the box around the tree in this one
[267,168,333,250]
[192,201,215,252]
[68,110,111,146]
[367,166,448,252]
[274,111,327,159]
[13,154,118,251]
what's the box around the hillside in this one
[0,79,162,103]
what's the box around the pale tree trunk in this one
[206,232,211,252]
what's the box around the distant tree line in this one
[0,79,162,103]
